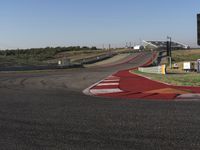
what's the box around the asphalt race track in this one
[0,52,200,150]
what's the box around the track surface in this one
[0,52,200,150]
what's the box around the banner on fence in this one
[138,65,166,75]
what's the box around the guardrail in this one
[138,65,166,74]
[0,64,83,72]
[0,53,116,71]
[73,52,117,65]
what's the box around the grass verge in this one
[172,49,200,62]
[132,70,200,87]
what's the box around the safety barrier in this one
[0,64,83,72]
[73,52,117,65]
[138,65,166,74]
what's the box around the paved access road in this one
[0,52,200,150]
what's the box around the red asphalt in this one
[87,52,200,100]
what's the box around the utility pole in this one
[108,44,111,56]
[198,14,200,45]
[167,36,172,68]
[125,42,128,48]
[197,14,200,73]
[109,44,111,50]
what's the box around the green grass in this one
[133,70,200,86]
[172,49,200,62]
[0,48,131,67]
[132,49,200,87]
[0,55,47,66]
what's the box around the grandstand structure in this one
[143,40,190,50]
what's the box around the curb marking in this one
[90,88,123,94]
[97,83,119,86]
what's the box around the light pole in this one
[167,36,172,68]
[167,36,172,57]
[197,14,200,45]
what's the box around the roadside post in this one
[168,56,172,69]
[167,36,172,69]
[197,59,200,73]
[183,62,191,72]
[197,14,200,45]
[58,58,70,66]
[195,14,200,72]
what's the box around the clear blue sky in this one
[0,0,199,49]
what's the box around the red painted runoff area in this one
[87,52,200,101]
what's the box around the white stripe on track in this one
[83,75,121,96]
[97,83,119,86]
[103,79,120,82]
[90,88,123,94]
[106,76,119,80]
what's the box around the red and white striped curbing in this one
[83,52,158,97]
[87,75,124,95]
[84,52,200,101]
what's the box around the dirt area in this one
[56,49,132,61]
[171,49,200,62]
[160,49,200,64]
[46,49,132,64]
[133,69,200,87]
[85,53,131,67]
[131,49,200,86]
[47,50,109,64]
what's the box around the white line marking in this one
[106,76,119,80]
[97,83,119,86]
[103,79,120,82]
[90,88,123,94]
[177,94,200,99]
[83,75,121,96]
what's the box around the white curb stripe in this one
[97,83,119,86]
[83,75,121,96]
[103,79,120,82]
[90,88,123,94]
[177,94,200,99]
[106,76,119,80]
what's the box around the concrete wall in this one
[138,65,166,75]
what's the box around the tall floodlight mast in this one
[167,36,172,68]
[197,14,200,45]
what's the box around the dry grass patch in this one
[172,49,200,62]
[133,70,200,87]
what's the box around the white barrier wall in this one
[138,65,166,75]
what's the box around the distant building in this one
[143,40,190,50]
[134,45,144,50]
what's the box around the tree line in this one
[0,46,98,61]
